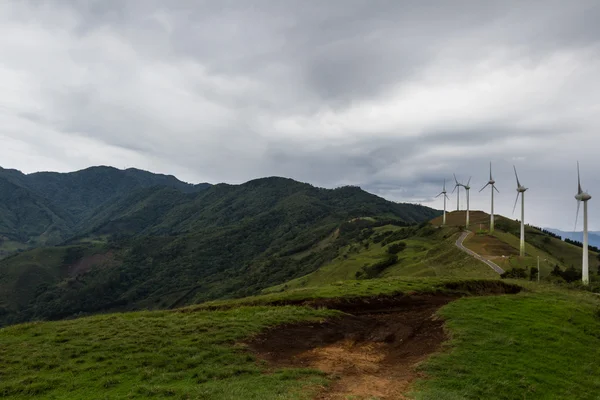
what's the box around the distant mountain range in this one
[0,166,210,247]
[0,166,440,326]
[543,228,600,249]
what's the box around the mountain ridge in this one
[0,166,441,326]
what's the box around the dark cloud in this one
[1,1,600,229]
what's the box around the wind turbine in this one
[574,162,592,285]
[452,174,461,211]
[512,166,528,257]
[479,162,499,233]
[435,179,450,226]
[463,177,472,228]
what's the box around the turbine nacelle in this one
[517,185,528,193]
[575,192,592,202]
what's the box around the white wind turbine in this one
[479,163,499,233]
[512,166,528,257]
[435,179,450,226]
[452,174,461,211]
[574,162,592,285]
[463,177,472,228]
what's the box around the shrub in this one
[387,242,407,255]
[356,255,399,279]
[529,267,539,281]
[501,267,528,279]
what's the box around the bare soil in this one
[465,234,519,257]
[247,295,455,399]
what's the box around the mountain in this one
[0,166,209,250]
[0,172,440,326]
[543,228,600,249]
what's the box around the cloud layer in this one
[1,1,600,229]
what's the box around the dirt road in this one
[455,231,505,274]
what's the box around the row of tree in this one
[563,237,600,252]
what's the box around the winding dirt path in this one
[455,231,505,274]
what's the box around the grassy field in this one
[191,277,520,312]
[412,286,600,399]
[1,275,599,399]
[0,306,337,399]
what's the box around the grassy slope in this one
[265,225,497,293]
[2,277,599,399]
[413,285,600,399]
[0,306,337,400]
[462,230,598,279]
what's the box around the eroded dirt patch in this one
[247,295,454,399]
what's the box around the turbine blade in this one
[443,178,446,192]
[467,176,472,186]
[574,199,581,232]
[577,161,582,194]
[435,192,443,198]
[445,194,450,200]
[513,165,521,187]
[493,185,500,193]
[512,192,520,215]
[479,183,490,192]
[454,173,458,184]
[451,185,457,194]
[489,162,492,180]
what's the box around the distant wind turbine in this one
[452,174,461,211]
[479,162,499,233]
[574,162,592,285]
[435,179,450,225]
[512,166,528,257]
[463,177,472,228]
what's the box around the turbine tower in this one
[463,177,472,228]
[452,174,461,211]
[512,166,528,257]
[574,162,592,285]
[479,162,499,233]
[435,179,450,226]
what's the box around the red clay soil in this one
[247,295,454,399]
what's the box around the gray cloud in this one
[1,1,600,229]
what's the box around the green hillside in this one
[1,278,599,399]
[0,176,440,327]
[2,177,600,398]
[0,166,209,249]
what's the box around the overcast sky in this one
[1,1,599,230]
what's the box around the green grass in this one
[383,235,498,279]
[412,286,600,399]
[0,306,338,399]
[488,230,598,279]
[192,277,520,312]
[265,226,497,293]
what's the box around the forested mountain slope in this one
[0,173,440,326]
[0,166,208,249]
